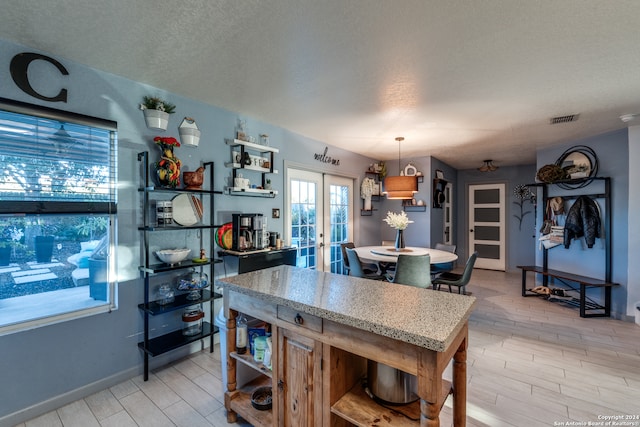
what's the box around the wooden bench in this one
[517,265,618,318]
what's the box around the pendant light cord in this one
[395,136,404,174]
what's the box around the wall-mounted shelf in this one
[403,205,426,212]
[226,187,278,198]
[225,138,279,153]
[225,139,278,197]
[360,209,378,216]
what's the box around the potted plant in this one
[0,226,26,266]
[35,236,55,263]
[140,96,176,131]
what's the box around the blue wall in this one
[0,39,379,424]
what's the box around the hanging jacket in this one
[563,195,601,248]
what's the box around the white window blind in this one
[0,99,116,214]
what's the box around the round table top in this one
[353,246,458,264]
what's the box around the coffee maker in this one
[232,213,266,251]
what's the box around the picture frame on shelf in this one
[435,169,444,180]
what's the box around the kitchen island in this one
[216,265,476,426]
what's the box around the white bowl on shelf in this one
[156,248,191,266]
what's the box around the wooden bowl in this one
[183,167,204,190]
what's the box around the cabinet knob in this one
[294,313,304,325]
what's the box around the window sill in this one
[0,287,112,336]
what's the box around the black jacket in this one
[564,195,601,248]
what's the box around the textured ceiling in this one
[1,0,640,169]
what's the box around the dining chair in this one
[432,252,478,294]
[390,254,431,288]
[344,248,386,280]
[431,243,457,277]
[340,243,378,276]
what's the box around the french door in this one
[468,183,506,270]
[286,168,353,272]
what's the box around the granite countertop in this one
[216,265,476,352]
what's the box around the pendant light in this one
[478,159,498,172]
[382,137,418,199]
[50,124,78,154]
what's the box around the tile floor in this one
[16,269,640,427]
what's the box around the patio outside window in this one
[0,99,117,334]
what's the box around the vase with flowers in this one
[153,136,182,188]
[140,96,176,131]
[383,211,413,251]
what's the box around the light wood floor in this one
[16,269,640,426]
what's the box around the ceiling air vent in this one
[549,114,580,125]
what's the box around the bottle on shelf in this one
[236,313,248,354]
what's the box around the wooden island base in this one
[223,291,469,427]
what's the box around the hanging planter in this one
[140,96,176,131]
[143,109,170,131]
[179,117,201,147]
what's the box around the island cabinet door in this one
[276,327,323,426]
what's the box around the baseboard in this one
[0,366,138,427]
[0,334,220,427]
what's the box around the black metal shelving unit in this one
[533,177,612,282]
[520,177,616,317]
[137,152,223,380]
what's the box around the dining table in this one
[353,245,458,266]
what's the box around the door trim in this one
[467,182,506,271]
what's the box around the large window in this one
[0,98,117,334]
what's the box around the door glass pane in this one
[290,179,317,269]
[474,207,500,222]
[329,184,349,274]
[474,244,500,259]
[474,189,499,204]
[474,226,500,241]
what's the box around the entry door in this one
[468,183,506,270]
[286,169,353,272]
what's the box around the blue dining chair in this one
[344,248,386,280]
[432,252,477,294]
[341,242,378,276]
[390,254,431,288]
[431,243,457,277]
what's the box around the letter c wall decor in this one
[10,52,69,103]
